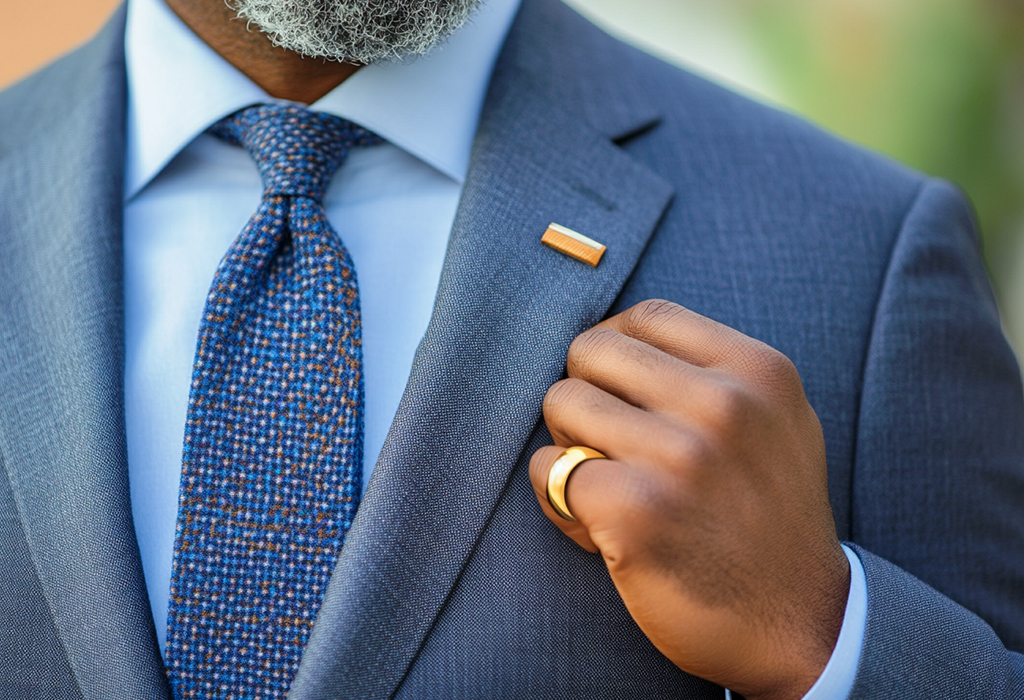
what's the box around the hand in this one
[529,300,850,700]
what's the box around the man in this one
[0,0,1022,697]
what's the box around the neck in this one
[163,0,361,104]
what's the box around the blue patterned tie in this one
[165,104,381,699]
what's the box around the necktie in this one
[165,104,381,699]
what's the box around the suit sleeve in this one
[848,546,1024,698]
[847,178,1024,697]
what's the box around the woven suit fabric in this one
[165,104,381,699]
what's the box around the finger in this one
[542,377,677,463]
[542,378,693,529]
[566,326,734,420]
[595,300,800,391]
[529,441,671,557]
[529,445,599,552]
[595,299,748,368]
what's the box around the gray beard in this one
[228,0,482,64]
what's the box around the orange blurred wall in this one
[0,0,123,90]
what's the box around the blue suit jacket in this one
[1,1,1023,697]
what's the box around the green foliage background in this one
[741,0,1024,283]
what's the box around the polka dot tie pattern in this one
[165,104,382,700]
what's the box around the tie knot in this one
[210,104,381,201]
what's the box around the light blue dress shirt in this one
[121,0,866,695]
[123,0,521,651]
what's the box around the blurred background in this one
[3,0,1023,361]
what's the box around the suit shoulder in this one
[547,2,929,222]
[644,55,922,198]
[0,7,125,158]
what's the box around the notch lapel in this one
[0,8,170,699]
[290,1,674,697]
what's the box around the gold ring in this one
[546,446,607,521]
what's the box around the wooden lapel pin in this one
[541,223,606,267]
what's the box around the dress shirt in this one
[121,0,866,694]
[123,0,521,651]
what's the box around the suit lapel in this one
[0,8,170,699]
[0,1,671,697]
[290,1,673,697]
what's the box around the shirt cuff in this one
[724,544,867,700]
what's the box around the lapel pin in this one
[541,223,606,267]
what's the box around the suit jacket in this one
[1,1,1023,698]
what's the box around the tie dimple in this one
[165,104,381,700]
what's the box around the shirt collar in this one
[124,0,522,200]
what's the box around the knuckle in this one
[660,429,714,471]
[773,354,801,385]
[567,327,619,374]
[542,377,590,420]
[746,344,801,390]
[702,380,752,430]
[624,298,686,336]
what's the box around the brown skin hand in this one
[163,0,361,104]
[529,300,850,700]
